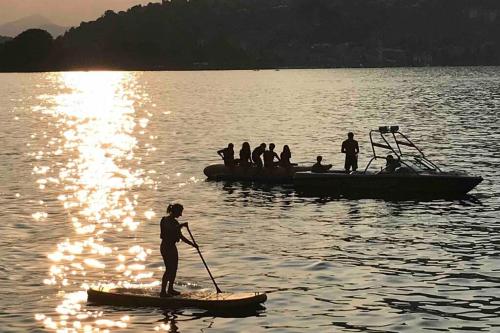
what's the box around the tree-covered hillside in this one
[1,0,499,71]
[0,35,12,44]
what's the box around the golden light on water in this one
[32,72,160,332]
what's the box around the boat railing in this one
[363,126,442,174]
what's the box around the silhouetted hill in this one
[0,15,67,37]
[0,29,53,71]
[1,0,500,71]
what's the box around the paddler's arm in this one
[180,234,198,248]
[179,223,198,248]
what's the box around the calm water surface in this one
[0,68,499,332]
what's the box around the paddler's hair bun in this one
[167,203,184,215]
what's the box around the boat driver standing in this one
[341,132,359,173]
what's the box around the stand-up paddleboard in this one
[87,227,266,310]
[87,288,267,310]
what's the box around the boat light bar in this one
[378,125,400,133]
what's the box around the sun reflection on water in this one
[32,72,159,332]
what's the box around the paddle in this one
[186,225,222,294]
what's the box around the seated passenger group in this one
[217,142,296,169]
[217,132,403,173]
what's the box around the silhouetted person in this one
[160,203,197,297]
[238,142,252,168]
[342,132,359,173]
[264,143,280,168]
[252,143,266,168]
[217,143,235,167]
[311,155,332,173]
[384,155,401,173]
[279,145,294,169]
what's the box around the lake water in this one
[0,68,499,332]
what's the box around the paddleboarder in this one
[160,203,198,297]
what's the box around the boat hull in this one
[294,172,483,199]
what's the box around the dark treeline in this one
[0,35,12,44]
[1,0,500,71]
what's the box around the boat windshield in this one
[399,155,438,173]
[364,157,436,174]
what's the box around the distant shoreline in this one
[1,64,498,74]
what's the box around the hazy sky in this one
[0,0,160,26]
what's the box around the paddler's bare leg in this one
[167,247,180,296]
[160,271,169,297]
[167,267,180,295]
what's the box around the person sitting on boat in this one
[279,145,296,169]
[264,143,280,168]
[252,143,266,168]
[384,155,401,173]
[311,155,332,173]
[238,142,252,168]
[217,143,235,167]
[341,132,359,173]
[160,203,198,297]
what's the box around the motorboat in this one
[203,164,318,183]
[294,126,483,199]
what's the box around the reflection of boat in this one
[204,164,318,183]
[294,126,483,199]
[88,288,267,310]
